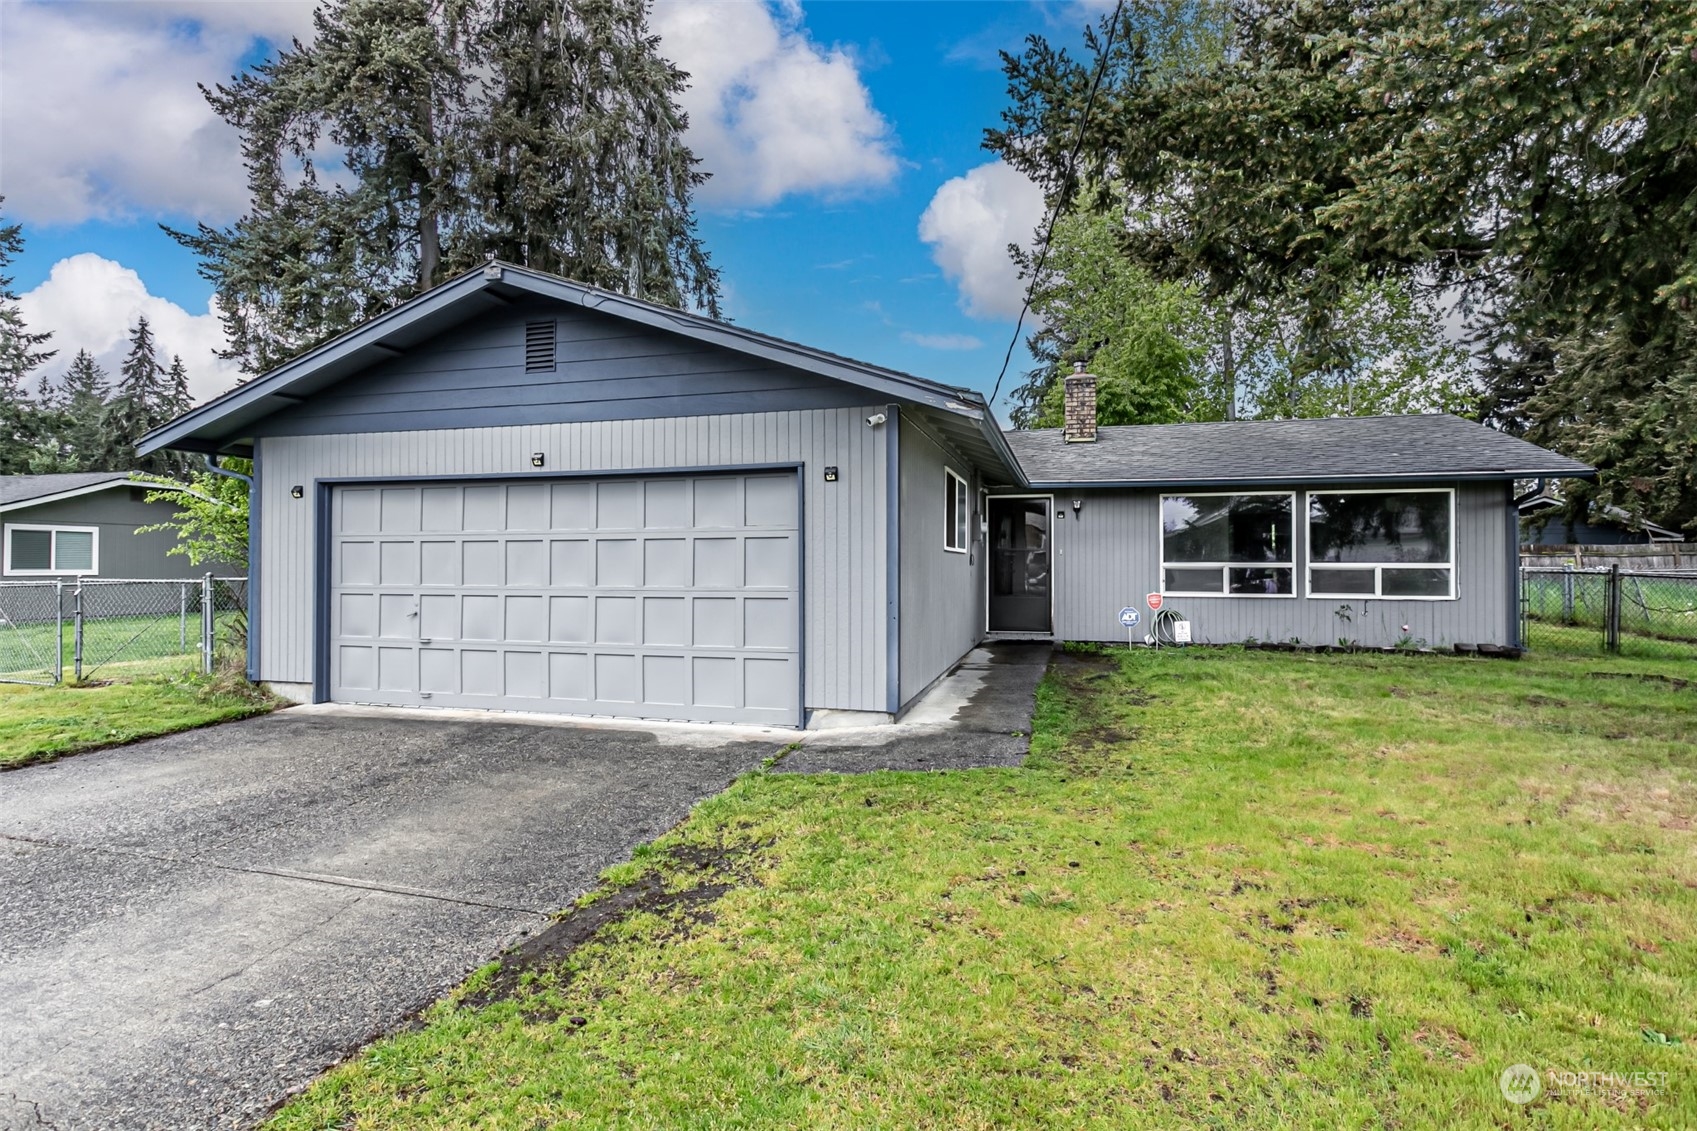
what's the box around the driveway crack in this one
[187,895,367,998]
[0,832,551,916]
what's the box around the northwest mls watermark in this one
[1500,1063,1670,1105]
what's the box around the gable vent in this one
[524,320,557,372]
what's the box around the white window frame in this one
[1159,491,1297,598]
[944,467,969,554]
[1304,487,1457,601]
[3,523,100,577]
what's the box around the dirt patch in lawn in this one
[460,839,767,1016]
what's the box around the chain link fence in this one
[0,576,248,685]
[1522,566,1697,660]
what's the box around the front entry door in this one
[988,497,1051,633]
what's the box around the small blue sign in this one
[1118,606,1141,629]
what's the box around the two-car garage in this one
[328,471,802,726]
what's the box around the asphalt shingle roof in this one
[0,472,133,507]
[1004,414,1593,487]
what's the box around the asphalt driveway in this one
[0,711,781,1131]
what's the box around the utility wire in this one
[989,0,1128,413]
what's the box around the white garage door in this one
[329,472,801,725]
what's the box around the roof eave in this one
[1023,467,1597,490]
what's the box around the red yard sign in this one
[1147,592,1163,612]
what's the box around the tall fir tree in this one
[106,317,175,475]
[58,349,114,471]
[0,200,57,472]
[170,0,718,378]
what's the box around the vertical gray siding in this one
[1044,481,1513,648]
[897,413,983,706]
[251,298,871,437]
[2,488,231,580]
[257,407,890,712]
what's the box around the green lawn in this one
[270,646,1695,1130]
[0,672,276,770]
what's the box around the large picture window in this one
[1160,494,1294,596]
[3,524,99,576]
[944,467,969,553]
[1307,490,1454,599]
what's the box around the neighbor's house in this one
[0,473,194,581]
[135,263,1592,728]
[1518,492,1682,546]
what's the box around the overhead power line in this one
[988,0,1128,414]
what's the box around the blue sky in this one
[1,1,1100,409]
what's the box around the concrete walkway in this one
[777,641,1052,773]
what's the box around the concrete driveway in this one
[0,711,781,1131]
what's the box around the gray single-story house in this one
[0,473,195,581]
[136,263,1592,728]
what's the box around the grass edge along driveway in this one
[0,673,277,770]
[270,645,1696,1130]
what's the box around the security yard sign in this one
[1147,592,1164,612]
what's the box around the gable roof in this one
[0,472,138,511]
[1006,414,1594,488]
[136,262,1023,482]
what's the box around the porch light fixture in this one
[531,452,545,468]
[1071,499,1083,515]
[290,485,304,499]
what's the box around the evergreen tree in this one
[165,355,193,418]
[0,201,57,472]
[106,317,174,474]
[170,0,718,377]
[58,349,114,471]
[991,0,1697,531]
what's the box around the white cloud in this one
[19,254,241,405]
[0,1,315,225]
[918,161,1046,321]
[651,0,900,206]
[901,331,983,351]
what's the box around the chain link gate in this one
[0,576,248,685]
[1522,565,1697,660]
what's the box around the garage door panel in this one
[644,539,690,586]
[340,488,379,533]
[332,473,800,724]
[379,488,420,533]
[506,540,547,586]
[506,483,550,529]
[693,598,737,648]
[338,541,379,586]
[644,479,691,528]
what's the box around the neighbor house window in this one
[1307,489,1454,599]
[1160,494,1294,595]
[944,468,969,553]
[3,525,99,576]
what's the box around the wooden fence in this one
[1521,543,1697,572]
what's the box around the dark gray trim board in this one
[249,443,261,682]
[885,406,901,714]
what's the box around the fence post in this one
[1605,564,1622,654]
[202,573,215,675]
[54,580,63,685]
[1561,566,1575,623]
[180,583,188,653]
[72,582,84,683]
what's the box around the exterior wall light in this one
[531,453,545,468]
[290,485,304,499]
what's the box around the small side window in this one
[944,468,969,553]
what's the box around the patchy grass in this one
[0,611,246,682]
[0,671,277,770]
[269,647,1695,1130]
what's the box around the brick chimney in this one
[1063,362,1097,443]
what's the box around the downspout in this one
[201,454,258,682]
